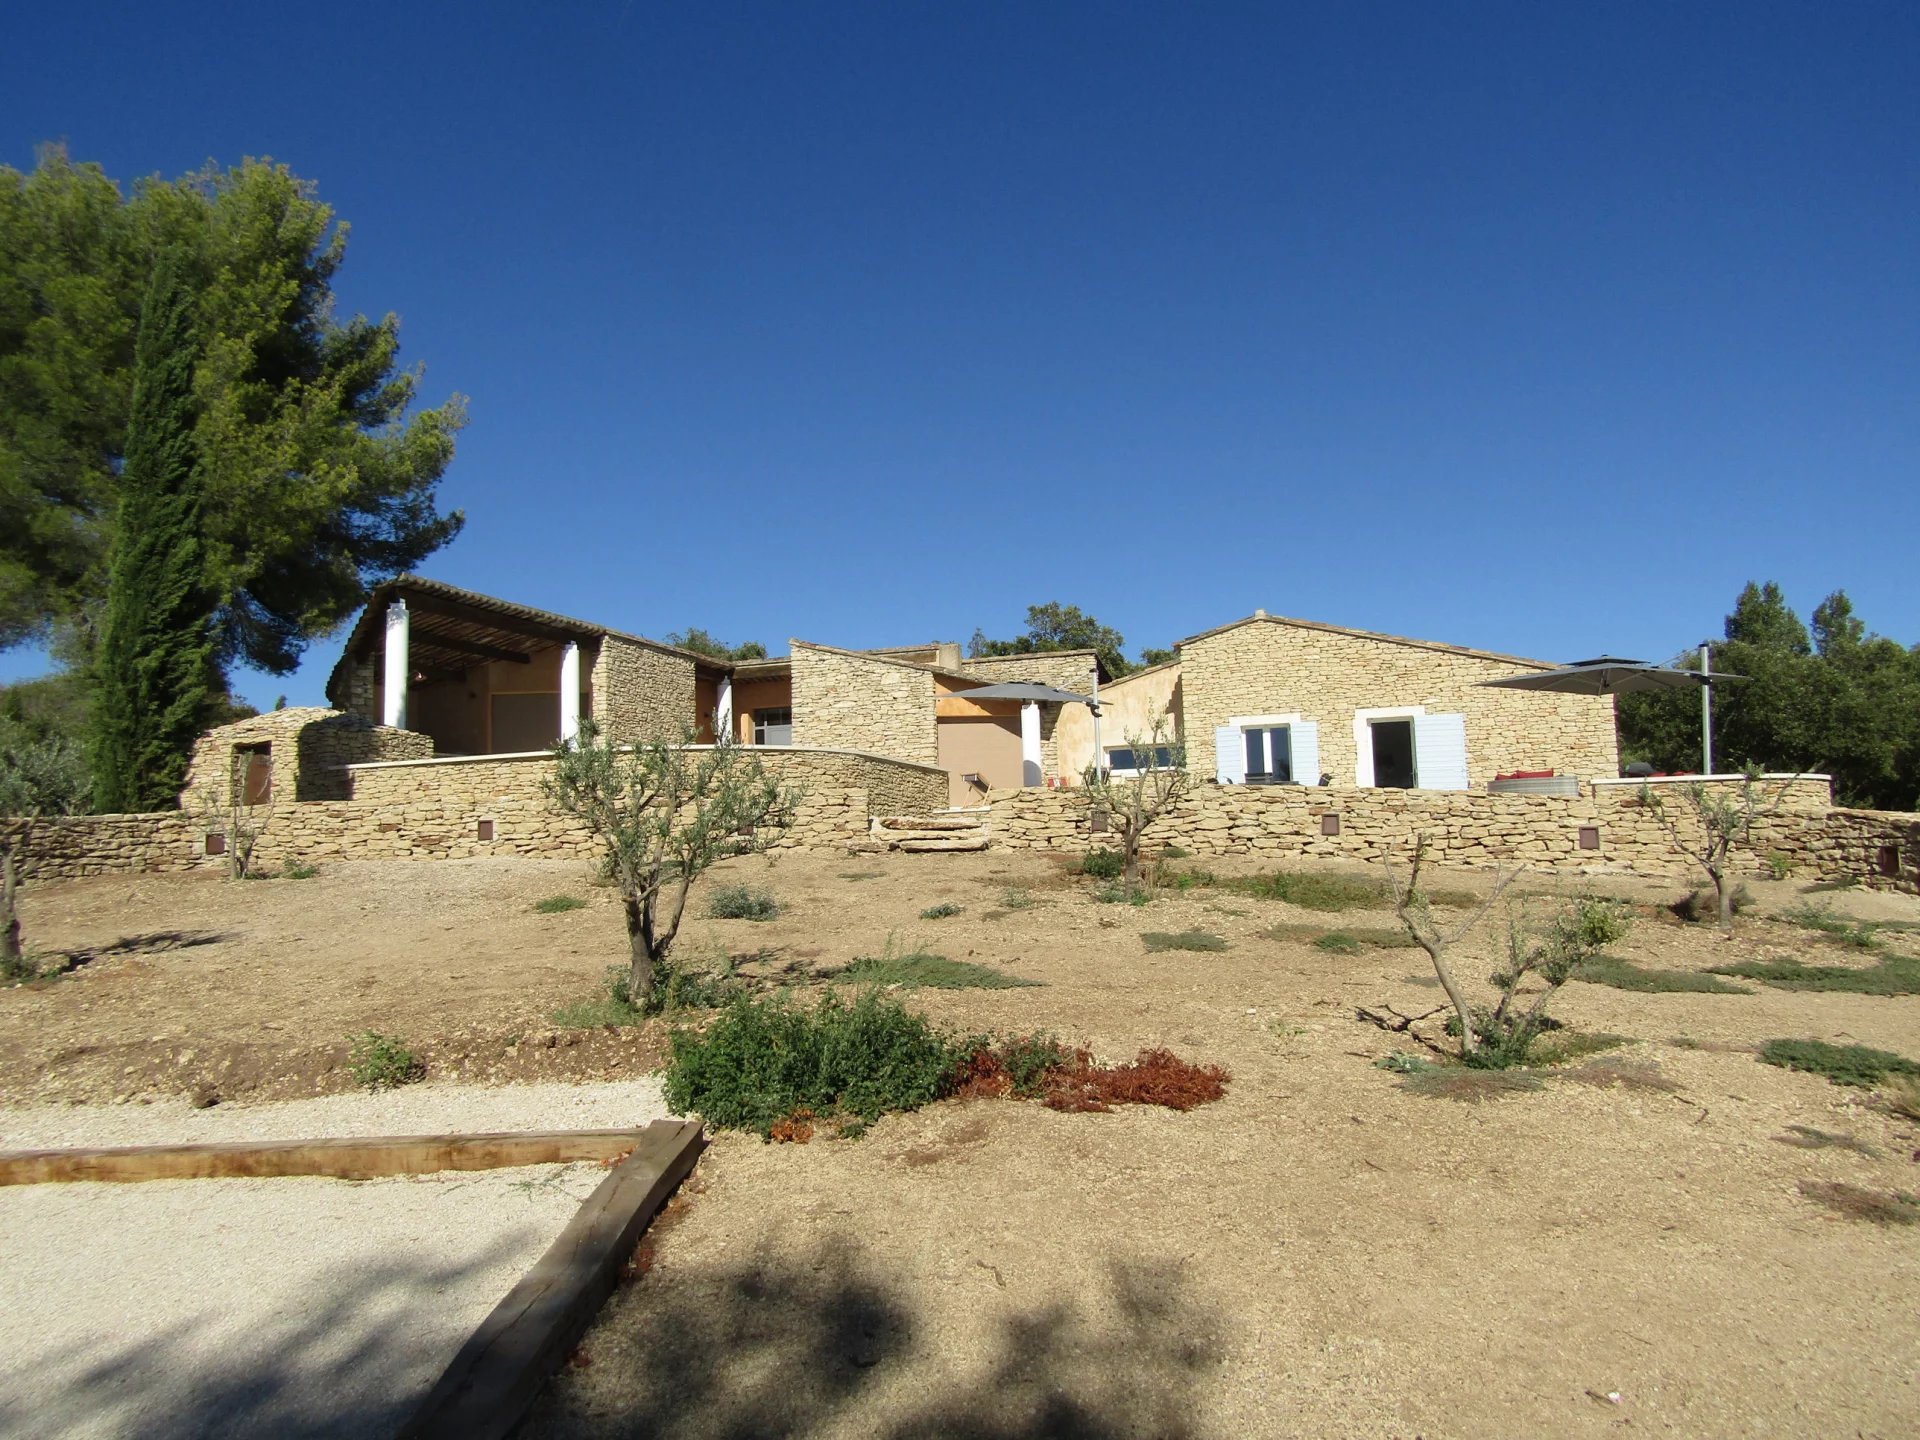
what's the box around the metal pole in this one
[1089,662,1102,783]
[1700,640,1713,776]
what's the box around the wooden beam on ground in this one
[0,1129,649,1187]
[397,1117,706,1440]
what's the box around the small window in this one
[1105,745,1175,776]
[752,708,793,746]
[1243,726,1292,784]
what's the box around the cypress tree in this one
[89,251,214,813]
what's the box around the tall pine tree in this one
[89,251,213,812]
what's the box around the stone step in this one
[876,826,988,843]
[895,836,992,852]
[875,814,985,832]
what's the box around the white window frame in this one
[1353,705,1426,789]
[1103,742,1178,779]
[1229,713,1300,784]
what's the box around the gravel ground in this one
[0,1081,674,1440]
[0,1078,668,1150]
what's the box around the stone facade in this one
[590,636,697,743]
[982,774,1920,891]
[1180,616,1619,787]
[181,708,432,804]
[960,650,1100,693]
[791,643,938,767]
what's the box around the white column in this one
[382,600,410,729]
[1021,701,1043,787]
[715,676,734,744]
[559,641,581,744]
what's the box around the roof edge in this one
[1173,612,1558,670]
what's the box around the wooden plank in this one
[0,1129,648,1187]
[397,1117,706,1440]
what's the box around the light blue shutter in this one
[1291,721,1320,786]
[1413,713,1470,790]
[1214,725,1245,784]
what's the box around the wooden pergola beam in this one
[413,630,533,665]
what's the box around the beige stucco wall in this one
[589,636,697,743]
[1054,663,1183,780]
[733,675,794,743]
[1180,619,1619,788]
[790,643,938,767]
[181,708,432,805]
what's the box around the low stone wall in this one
[182,708,433,804]
[985,776,1918,892]
[3,813,206,880]
[8,745,950,880]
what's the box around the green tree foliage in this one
[1137,646,1178,668]
[0,146,466,673]
[88,251,213,813]
[970,602,1134,678]
[1,712,88,971]
[1618,582,1920,810]
[662,627,768,661]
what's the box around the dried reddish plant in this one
[1041,1047,1230,1113]
[769,1108,816,1143]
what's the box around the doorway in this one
[1369,719,1417,789]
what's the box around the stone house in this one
[299,578,1103,812]
[1055,611,1620,793]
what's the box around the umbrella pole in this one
[1700,641,1714,775]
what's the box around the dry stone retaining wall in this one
[986,776,1918,892]
[9,745,947,880]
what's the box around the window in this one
[1105,744,1176,776]
[1242,726,1292,784]
[752,707,793,746]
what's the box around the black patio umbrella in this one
[1477,656,1745,775]
[1474,656,1738,697]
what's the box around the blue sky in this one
[5,2,1916,709]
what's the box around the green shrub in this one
[998,885,1040,911]
[552,960,738,1028]
[1313,931,1363,954]
[707,884,780,921]
[1573,955,1750,994]
[1093,882,1151,906]
[996,1033,1075,1096]
[1778,903,1881,949]
[1264,923,1416,950]
[1079,849,1125,880]
[283,861,320,880]
[1764,851,1796,881]
[838,943,1039,990]
[1709,953,1920,995]
[663,990,964,1135]
[347,1031,423,1090]
[919,902,963,919]
[1759,1038,1920,1088]
[533,894,588,914]
[1141,930,1228,953]
[1230,870,1381,912]
[1374,1052,1433,1075]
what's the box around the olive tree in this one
[1640,773,1799,936]
[544,721,801,1008]
[1077,712,1189,887]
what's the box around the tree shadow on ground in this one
[0,1231,528,1440]
[48,928,230,975]
[525,1233,1222,1440]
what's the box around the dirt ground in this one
[7,851,1920,1437]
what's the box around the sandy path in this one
[0,1082,673,1439]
